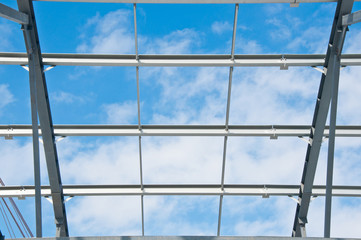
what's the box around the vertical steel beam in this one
[217,4,238,236]
[133,3,145,236]
[292,0,354,237]
[17,0,69,237]
[28,45,42,237]
[324,23,347,239]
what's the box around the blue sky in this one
[1,0,361,238]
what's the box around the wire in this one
[0,200,15,239]
[0,178,33,237]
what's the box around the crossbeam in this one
[32,0,361,3]
[0,3,28,24]
[1,53,361,67]
[1,184,361,198]
[2,125,361,137]
[342,10,361,25]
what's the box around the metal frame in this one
[17,0,68,237]
[2,52,361,67]
[0,0,361,238]
[1,184,361,198]
[2,125,361,137]
[292,0,354,237]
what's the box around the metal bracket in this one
[290,0,299,7]
[298,136,312,145]
[280,55,288,70]
[64,196,74,203]
[311,66,327,75]
[55,136,66,143]
[44,196,53,204]
[21,65,29,71]
[44,65,56,72]
[270,126,278,140]
[261,185,270,198]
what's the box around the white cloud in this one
[67,196,141,236]
[235,36,263,54]
[51,91,88,104]
[211,21,232,35]
[0,139,34,185]
[287,26,329,53]
[103,101,138,124]
[0,84,14,110]
[0,20,14,51]
[77,9,134,54]
[142,28,200,54]
[266,18,292,40]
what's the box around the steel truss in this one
[0,0,361,238]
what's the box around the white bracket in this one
[288,195,300,204]
[39,136,66,144]
[311,66,327,75]
[20,65,56,72]
[298,136,312,145]
[44,196,53,204]
[20,65,29,71]
[64,196,74,203]
[44,65,56,72]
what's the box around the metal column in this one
[292,0,354,237]
[217,4,238,236]
[28,40,42,238]
[17,0,69,237]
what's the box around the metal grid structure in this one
[1,0,361,239]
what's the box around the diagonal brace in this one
[292,0,354,237]
[17,0,69,237]
[0,3,28,24]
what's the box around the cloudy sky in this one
[1,0,361,238]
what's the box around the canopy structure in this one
[0,0,361,239]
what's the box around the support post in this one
[217,4,238,236]
[17,0,69,237]
[324,23,347,239]
[28,44,42,237]
[292,0,354,237]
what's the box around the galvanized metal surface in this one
[1,184,361,198]
[2,52,361,67]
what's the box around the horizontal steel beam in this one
[1,184,361,198]
[32,0,361,3]
[0,3,28,24]
[1,52,361,67]
[342,10,361,26]
[2,125,361,137]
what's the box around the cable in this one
[0,200,15,239]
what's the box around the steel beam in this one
[0,3,28,24]
[17,0,68,237]
[28,40,42,238]
[218,4,239,236]
[2,53,361,67]
[2,125,361,137]
[342,10,361,26]
[1,184,361,198]
[292,0,354,237]
[32,0,361,3]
